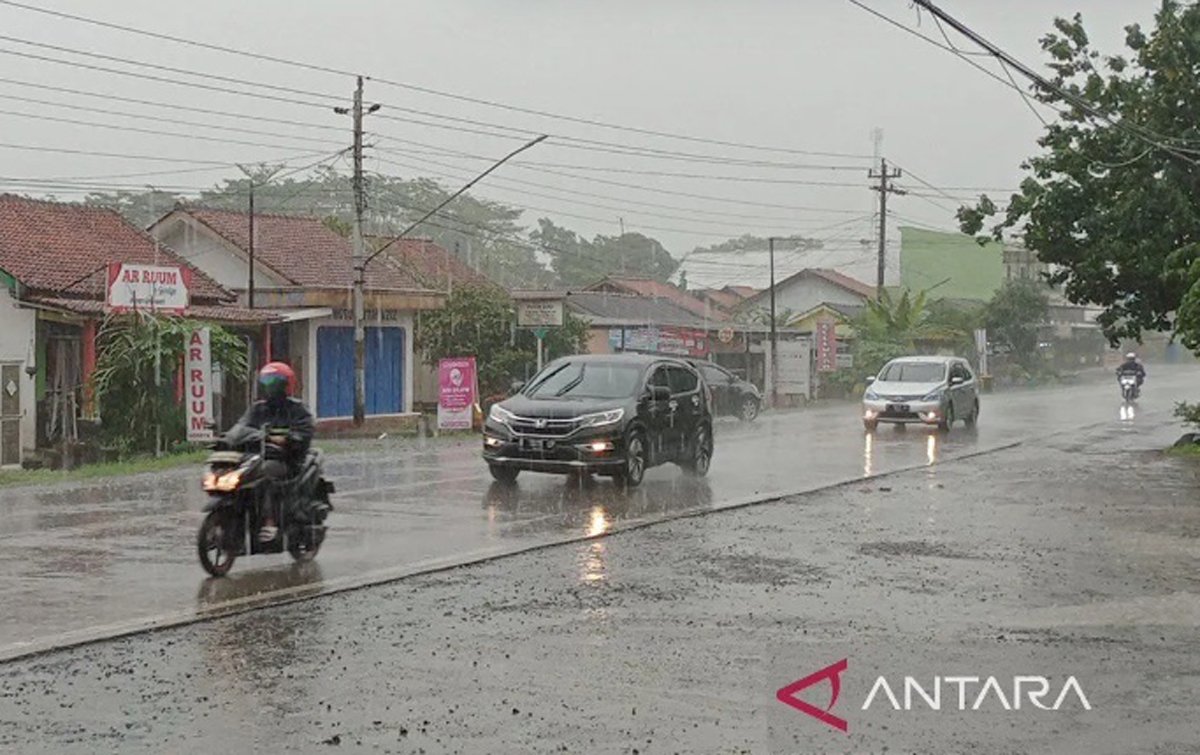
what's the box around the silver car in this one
[861,355,980,432]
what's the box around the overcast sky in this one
[0,1,1160,285]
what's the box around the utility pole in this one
[334,77,376,425]
[768,236,778,409]
[869,158,905,300]
[237,164,283,311]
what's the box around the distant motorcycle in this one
[1118,373,1140,402]
[197,425,334,577]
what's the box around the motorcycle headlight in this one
[578,408,624,428]
[489,405,516,424]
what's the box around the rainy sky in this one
[0,0,1159,280]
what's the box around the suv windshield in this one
[525,361,643,400]
[879,361,946,383]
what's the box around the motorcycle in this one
[1118,373,1140,402]
[197,425,334,577]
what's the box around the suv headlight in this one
[488,405,516,424]
[864,388,879,401]
[921,388,945,402]
[578,408,624,428]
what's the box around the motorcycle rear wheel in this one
[197,510,238,577]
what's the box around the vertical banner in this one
[815,318,837,372]
[186,327,214,441]
[438,357,477,430]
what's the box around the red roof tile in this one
[181,208,430,292]
[366,236,497,291]
[586,277,727,320]
[0,195,229,301]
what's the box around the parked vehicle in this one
[1118,373,1140,402]
[482,354,714,487]
[196,425,334,577]
[861,355,980,432]
[687,359,762,421]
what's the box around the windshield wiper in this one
[554,367,586,396]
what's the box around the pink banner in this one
[816,319,837,373]
[438,357,477,429]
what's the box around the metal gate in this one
[1,363,21,466]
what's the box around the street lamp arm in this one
[363,134,548,269]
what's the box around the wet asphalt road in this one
[0,368,1198,753]
[0,368,1197,660]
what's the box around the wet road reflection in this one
[1,367,1197,654]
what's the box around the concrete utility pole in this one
[768,236,778,409]
[237,164,283,311]
[334,77,379,426]
[869,158,905,300]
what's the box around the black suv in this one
[482,354,714,487]
[687,359,762,422]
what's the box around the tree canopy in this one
[529,219,678,287]
[958,2,1200,349]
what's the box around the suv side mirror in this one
[647,385,671,401]
[865,375,876,385]
[949,375,965,386]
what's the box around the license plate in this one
[888,403,910,413]
[520,439,555,451]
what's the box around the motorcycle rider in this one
[226,361,315,542]
[1116,352,1146,392]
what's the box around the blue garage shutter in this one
[316,326,404,418]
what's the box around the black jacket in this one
[228,397,315,461]
[1116,360,1145,378]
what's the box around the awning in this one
[19,296,282,324]
[275,307,334,323]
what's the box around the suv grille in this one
[507,416,582,437]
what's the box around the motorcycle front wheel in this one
[287,527,324,563]
[197,510,238,577]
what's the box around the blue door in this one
[316,326,404,418]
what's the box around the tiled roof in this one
[0,195,229,301]
[181,207,431,292]
[565,291,714,329]
[366,236,497,291]
[742,268,873,308]
[586,277,726,320]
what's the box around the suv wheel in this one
[682,424,713,476]
[964,399,979,428]
[938,404,954,432]
[614,430,646,488]
[740,397,759,422]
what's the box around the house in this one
[694,285,759,313]
[148,207,444,427]
[0,195,268,466]
[585,276,728,323]
[736,268,874,322]
[366,235,502,408]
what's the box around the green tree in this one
[415,285,589,397]
[531,219,677,286]
[93,313,249,455]
[957,3,1200,349]
[983,279,1050,369]
[850,289,976,376]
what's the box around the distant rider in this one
[226,361,315,542]
[1116,352,1146,388]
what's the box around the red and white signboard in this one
[437,357,477,430]
[815,318,837,373]
[106,263,191,313]
[186,328,214,441]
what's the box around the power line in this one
[0,0,875,160]
[0,142,328,166]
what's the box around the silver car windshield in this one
[879,362,947,383]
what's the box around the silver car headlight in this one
[578,408,624,428]
[489,405,516,424]
[921,389,944,402]
[864,388,880,401]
